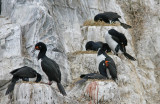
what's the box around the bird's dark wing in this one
[93,41,103,51]
[111,35,121,44]
[95,41,103,48]
[49,58,61,77]
[11,66,36,78]
[80,73,95,78]
[81,73,106,79]
[41,56,61,82]
[106,58,117,80]
[103,12,121,20]
[108,29,127,44]
[10,68,21,75]
[94,13,110,23]
[108,29,121,43]
[98,61,108,78]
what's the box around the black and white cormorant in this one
[6,66,41,95]
[85,41,111,52]
[105,29,136,61]
[94,12,131,29]
[97,43,118,81]
[34,42,67,96]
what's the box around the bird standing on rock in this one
[105,29,136,61]
[97,43,118,81]
[33,42,67,96]
[94,12,132,29]
[5,66,41,95]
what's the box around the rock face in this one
[0,0,160,104]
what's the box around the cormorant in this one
[97,43,118,81]
[105,29,136,61]
[34,42,67,96]
[85,41,111,52]
[76,73,106,84]
[6,66,41,95]
[94,12,132,29]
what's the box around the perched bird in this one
[85,41,111,52]
[34,42,67,96]
[94,12,132,29]
[76,73,106,84]
[105,29,136,61]
[6,66,41,95]
[97,43,118,81]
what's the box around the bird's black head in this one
[85,41,94,50]
[34,42,47,60]
[94,14,103,22]
[122,40,127,46]
[119,32,128,46]
[120,38,127,47]
[35,42,47,52]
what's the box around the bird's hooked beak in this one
[32,46,39,53]
[35,46,39,50]
[105,61,109,67]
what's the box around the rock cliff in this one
[0,0,160,104]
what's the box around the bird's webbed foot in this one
[48,81,53,85]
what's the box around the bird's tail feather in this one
[75,79,88,84]
[120,22,132,29]
[123,52,136,61]
[57,83,67,96]
[80,74,86,78]
[5,76,19,95]
[35,73,42,82]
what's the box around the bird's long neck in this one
[38,50,46,60]
[97,48,105,56]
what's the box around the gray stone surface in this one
[0,0,159,104]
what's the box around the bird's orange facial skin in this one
[35,46,39,50]
[105,61,109,67]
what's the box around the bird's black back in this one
[41,56,61,83]
[104,54,117,80]
[94,12,121,23]
[98,60,108,78]
[103,12,121,20]
[108,29,127,46]
[80,73,106,79]
[85,41,103,51]
[10,66,37,78]
[94,13,110,23]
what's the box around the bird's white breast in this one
[105,31,118,53]
[97,53,106,69]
